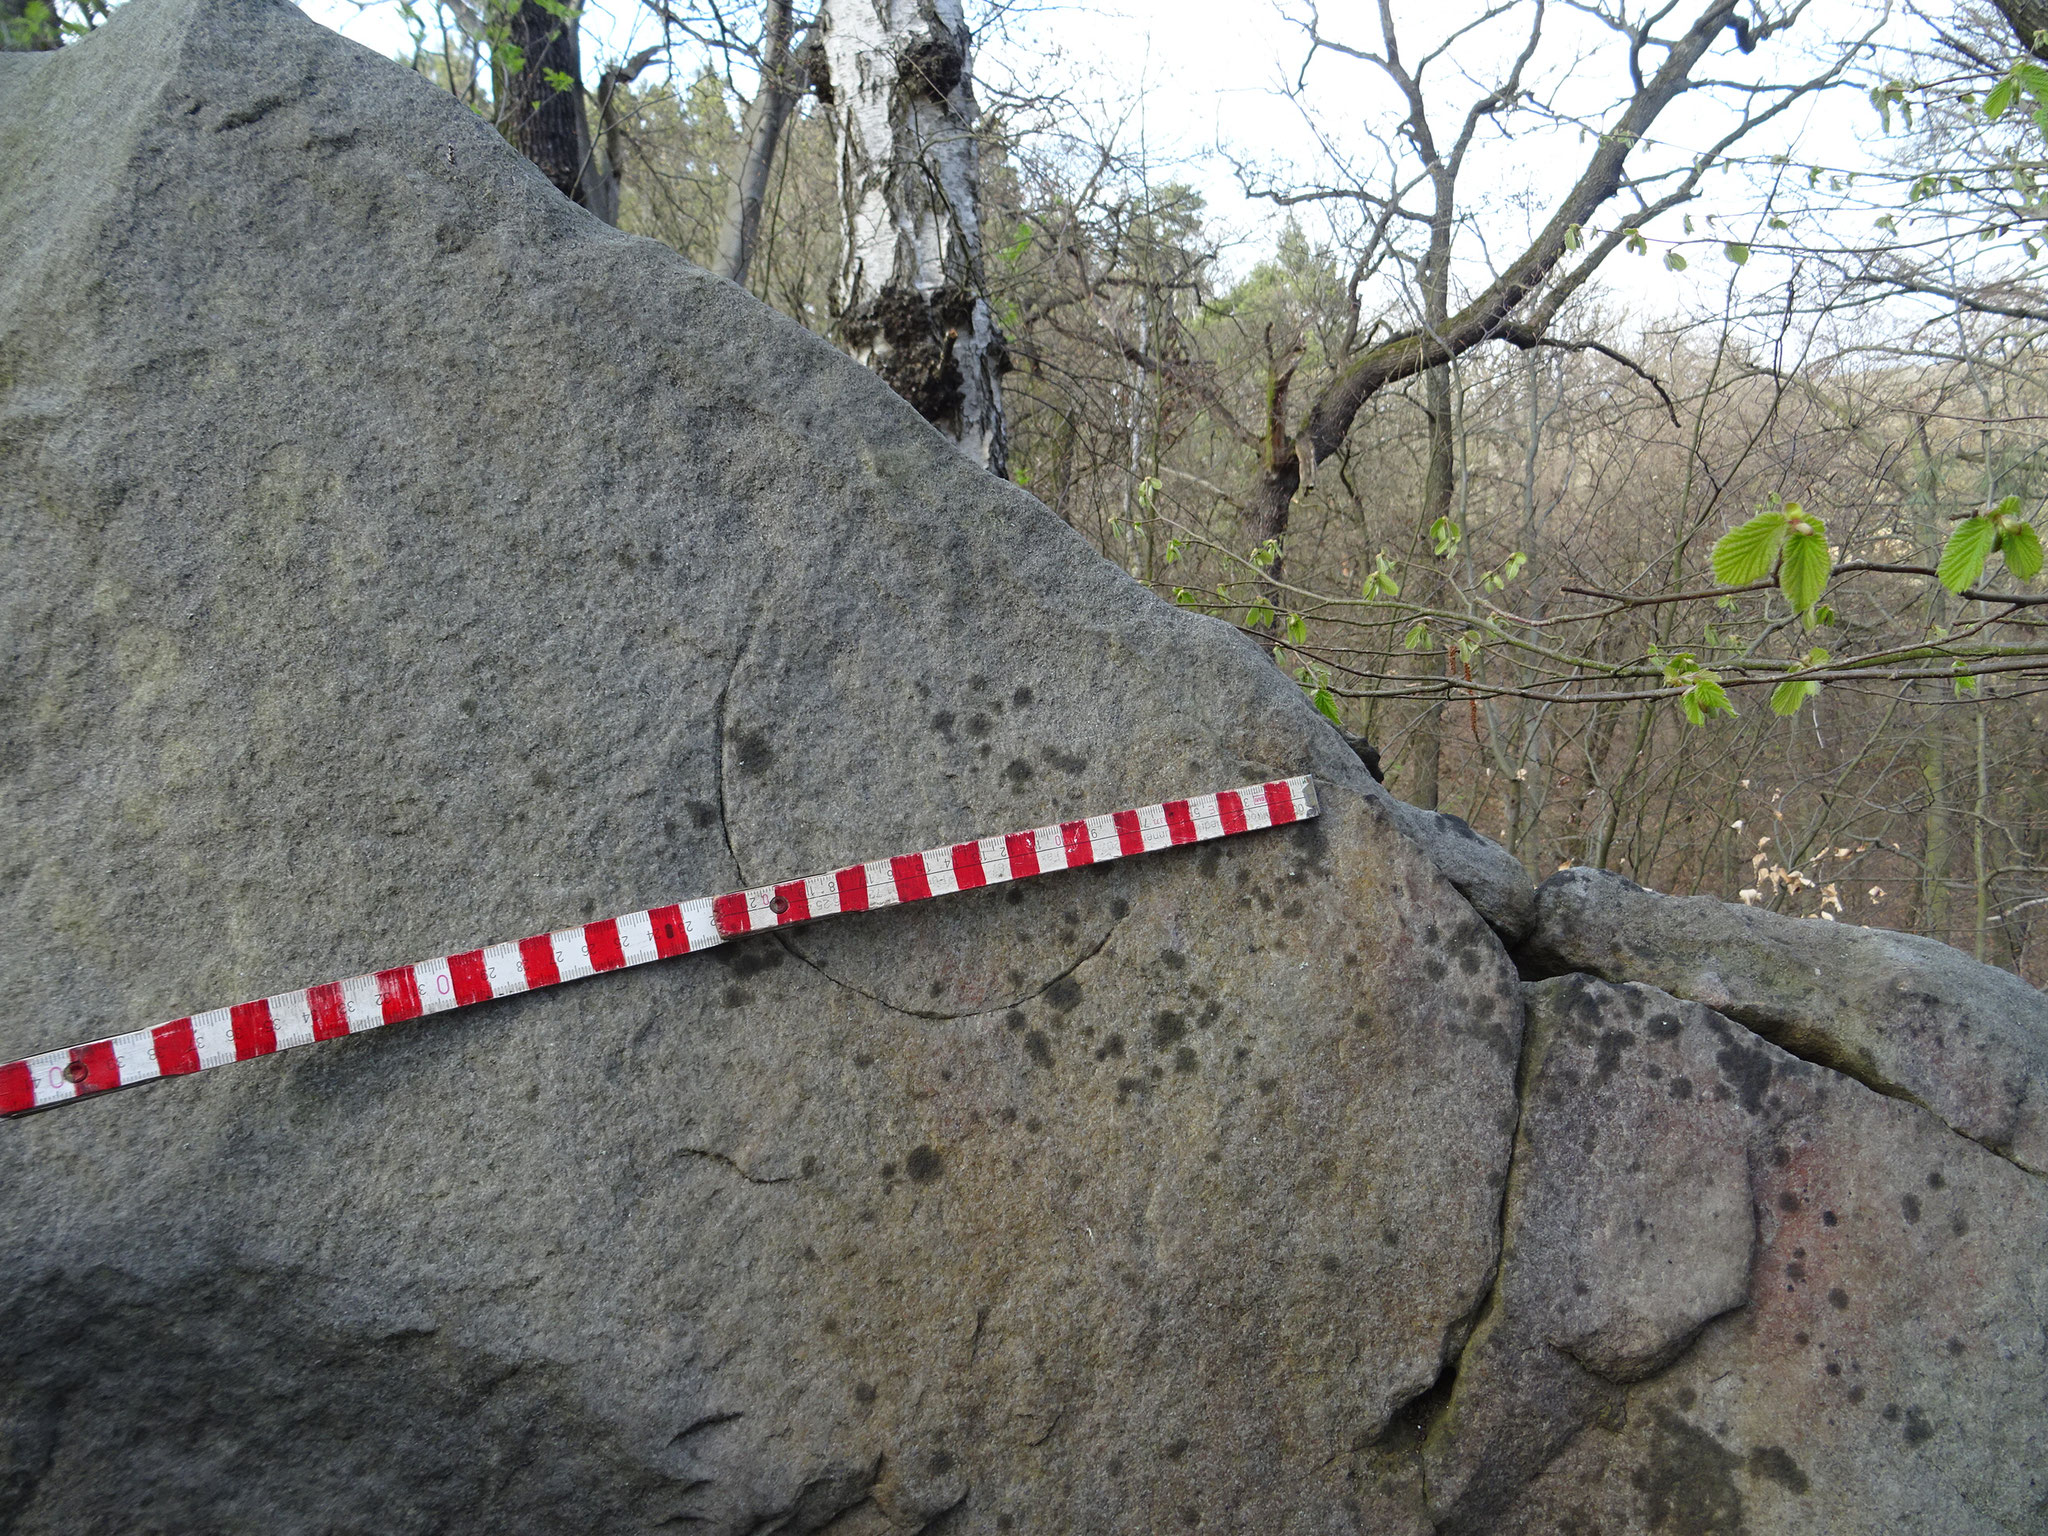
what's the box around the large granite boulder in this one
[5,2,2044,1531]
[0,2,1523,1530]
[1525,867,2048,1174]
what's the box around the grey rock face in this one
[1382,799,1539,944]
[1435,975,2048,1535]
[1526,866,2048,1173]
[0,2,1523,1531]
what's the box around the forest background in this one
[8,0,2047,981]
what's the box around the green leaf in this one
[1769,678,1821,715]
[1312,686,1343,727]
[1564,223,1582,252]
[1403,621,1429,651]
[1779,527,1831,615]
[1665,250,1688,271]
[1711,510,1788,585]
[1625,228,1648,255]
[542,67,576,93]
[1724,242,1750,264]
[1937,515,1999,594]
[1986,76,2018,121]
[2000,521,2043,580]
[1285,612,1308,646]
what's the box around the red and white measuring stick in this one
[2,776,1317,1118]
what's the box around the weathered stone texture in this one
[3,2,2045,1531]
[1435,976,2048,1535]
[0,2,1520,1530]
[1526,866,2048,1173]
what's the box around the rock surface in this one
[1427,975,2048,1534]
[4,2,2045,1532]
[1525,866,2048,1174]
[0,2,1523,1531]
[1383,800,1538,943]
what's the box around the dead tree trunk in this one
[814,0,1008,475]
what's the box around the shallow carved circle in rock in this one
[776,868,1130,1018]
[717,661,1127,1018]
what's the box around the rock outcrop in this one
[1525,866,2048,1174]
[1,2,2042,1532]
[1432,975,2048,1534]
[0,3,1518,1530]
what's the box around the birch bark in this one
[817,0,1008,475]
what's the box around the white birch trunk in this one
[817,0,1008,476]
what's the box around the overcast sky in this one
[302,0,1906,322]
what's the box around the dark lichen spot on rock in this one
[1041,745,1088,775]
[1649,1013,1683,1040]
[731,728,775,776]
[1947,1336,1965,1355]
[1046,977,1084,1013]
[1424,956,1449,983]
[854,1381,877,1403]
[1595,1028,1636,1085]
[1320,1254,1341,1275]
[1745,1445,1810,1495]
[1771,1146,1792,1168]
[1116,1077,1143,1103]
[1902,1407,1933,1445]
[1024,1030,1053,1067]
[931,710,957,742]
[1159,949,1187,971]
[966,713,992,738]
[1927,1170,1946,1189]
[906,1146,944,1183]
[1025,1117,1042,1133]
[1002,758,1034,790]
[1670,1076,1694,1100]
[854,1053,874,1069]
[1012,686,1034,707]
[1822,1210,1837,1226]
[1633,1408,1744,1536]
[881,1162,897,1178]
[1257,1077,1279,1094]
[1901,1193,1921,1223]
[1716,1037,1776,1114]
[1174,1046,1198,1074]
[1095,1034,1125,1061]
[1848,1384,1866,1404]
[1153,1012,1187,1049]
[1828,1287,1850,1310]
[1951,1214,1969,1237]
[1110,897,1130,919]
[1778,1191,1802,1213]
[1004,1010,1026,1031]
[721,985,752,1008]
[1162,1438,1190,1462]
[1197,848,1222,879]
